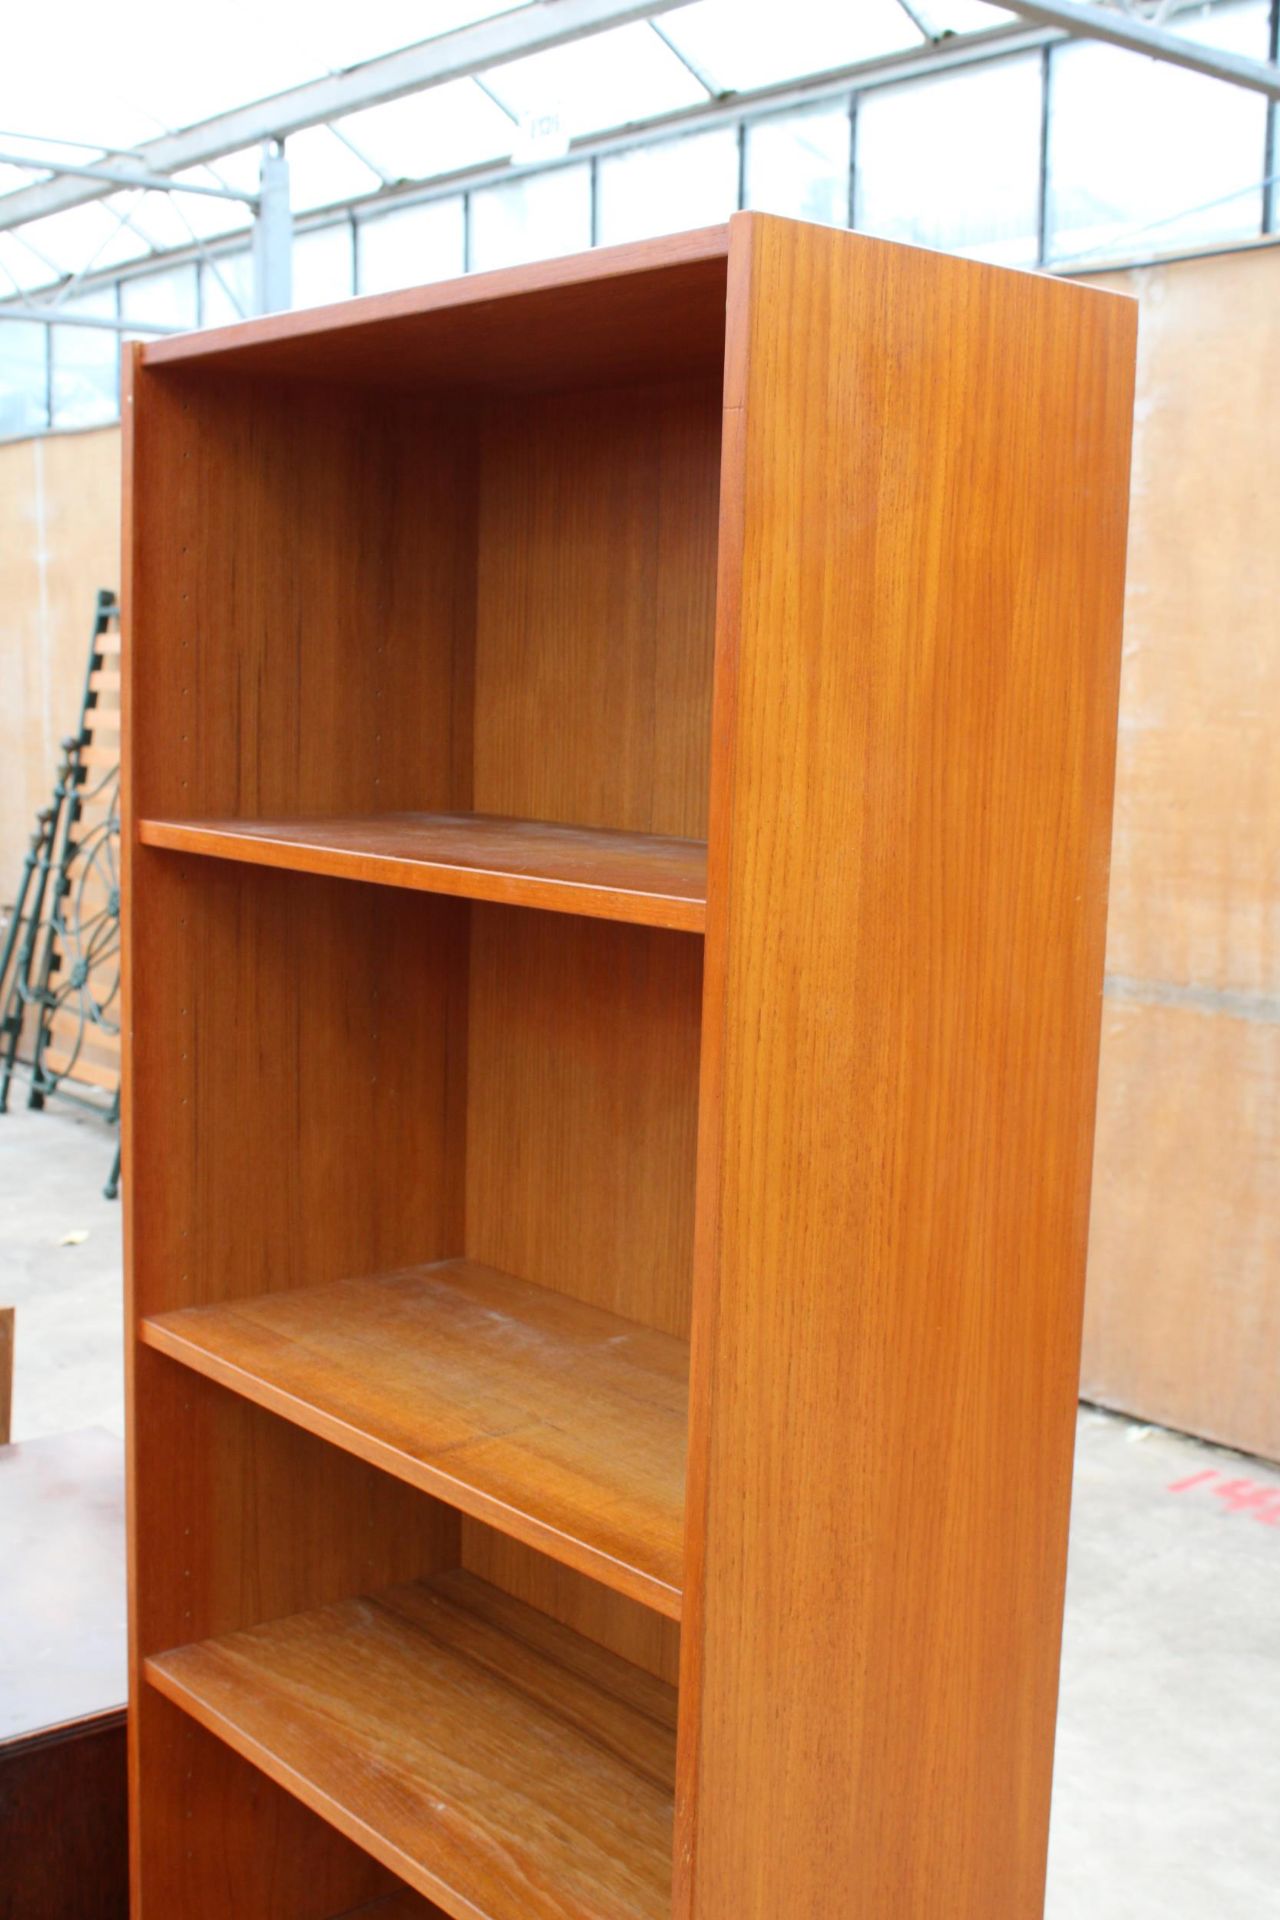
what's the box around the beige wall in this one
[0,426,121,882]
[1,246,1277,1456]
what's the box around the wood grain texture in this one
[677,216,1136,1919]
[1078,245,1280,1459]
[138,812,708,932]
[143,1260,688,1617]
[128,1362,460,1916]
[125,217,1137,1918]
[1083,998,1280,1460]
[124,319,706,1904]
[125,373,475,827]
[139,227,729,392]
[126,857,467,1320]
[473,380,720,839]
[1090,248,1280,1001]
[340,1895,448,1919]
[134,1689,400,1920]
[466,906,702,1339]
[461,1525,681,1688]
[147,1570,676,1920]
[0,1713,128,1920]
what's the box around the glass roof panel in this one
[0,234,52,295]
[905,1,1019,33]
[100,181,249,250]
[151,170,254,241]
[0,1,522,163]
[0,0,1266,308]
[1169,0,1270,51]
[318,1,526,72]
[10,203,152,283]
[283,124,384,213]
[480,23,706,138]
[101,190,193,253]
[659,0,925,93]
[0,33,157,155]
[334,80,516,185]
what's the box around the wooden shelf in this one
[146,1570,676,1920]
[142,1260,688,1619]
[137,812,707,933]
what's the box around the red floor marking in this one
[1168,1469,1218,1493]
[1168,1467,1280,1526]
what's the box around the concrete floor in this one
[2,1099,1278,1915]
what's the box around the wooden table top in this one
[0,1426,126,1742]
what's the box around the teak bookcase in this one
[122,215,1136,1920]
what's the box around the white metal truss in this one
[0,0,1277,344]
[996,0,1280,92]
[0,0,696,231]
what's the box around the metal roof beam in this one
[0,305,178,332]
[0,18,1056,307]
[994,0,1280,96]
[0,149,255,202]
[0,0,692,231]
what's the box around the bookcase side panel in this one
[678,218,1136,1918]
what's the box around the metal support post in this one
[252,139,292,314]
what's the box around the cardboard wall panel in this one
[1083,247,1280,1459]
[0,427,121,896]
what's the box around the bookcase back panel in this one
[132,1363,460,1658]
[127,856,467,1322]
[461,1521,681,1686]
[135,1692,399,1919]
[472,378,720,839]
[465,904,702,1339]
[128,369,476,824]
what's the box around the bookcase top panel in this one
[138,223,730,395]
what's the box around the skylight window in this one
[658,0,925,93]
